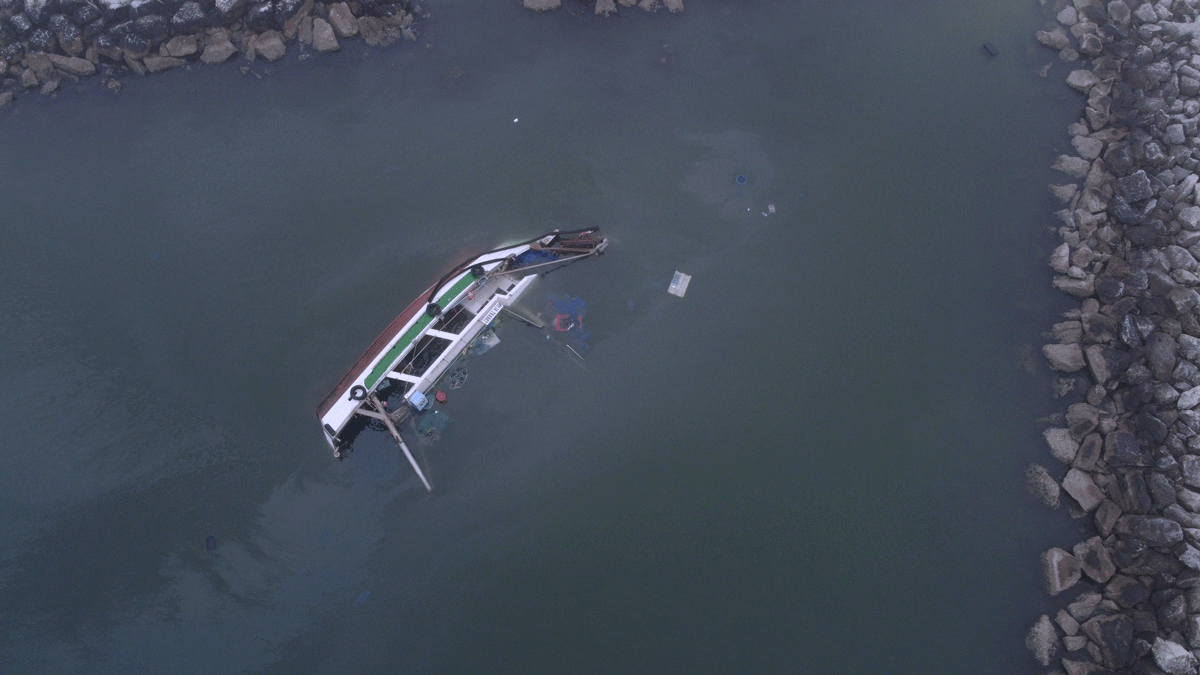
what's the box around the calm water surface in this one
[3,1,1090,672]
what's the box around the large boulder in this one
[46,53,93,76]
[254,30,285,61]
[1027,463,1061,508]
[1081,612,1133,669]
[143,54,184,72]
[1152,637,1199,675]
[200,38,236,63]
[1045,428,1080,464]
[1063,469,1105,511]
[163,34,198,57]
[1043,547,1083,596]
[1115,515,1184,547]
[1103,430,1143,467]
[1117,170,1154,202]
[132,14,168,43]
[171,2,207,34]
[1073,536,1116,583]
[1045,343,1086,371]
[1054,155,1092,179]
[312,17,338,52]
[327,2,357,37]
[523,0,561,9]
[1184,456,1200,489]
[1067,69,1099,92]
[1026,614,1058,667]
[1148,332,1179,381]
[246,2,275,31]
[1086,344,1129,385]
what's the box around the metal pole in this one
[368,394,432,492]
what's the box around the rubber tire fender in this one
[349,385,368,401]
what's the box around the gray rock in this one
[1150,333,1180,381]
[1074,433,1103,471]
[255,30,285,61]
[1187,615,1200,649]
[1116,515,1185,546]
[1069,591,1103,621]
[1180,487,1200,513]
[1181,334,1200,363]
[1153,637,1199,675]
[1051,242,1071,273]
[1096,499,1121,537]
[1067,403,1100,438]
[1058,607,1081,635]
[327,2,358,37]
[45,53,94,77]
[1050,183,1078,203]
[1067,68,1100,91]
[1064,468,1106,511]
[1039,27,1072,50]
[1166,504,1200,529]
[200,39,237,64]
[1073,135,1104,160]
[1081,612,1134,669]
[1074,536,1117,583]
[1055,275,1096,298]
[143,54,185,73]
[1045,427,1080,464]
[1106,575,1150,609]
[164,35,199,57]
[1182,206,1200,232]
[1180,544,1200,571]
[1108,0,1130,25]
[523,0,561,9]
[1168,124,1188,146]
[1027,463,1061,508]
[1134,2,1159,22]
[1044,547,1084,596]
[596,0,617,14]
[1185,387,1200,411]
[1027,614,1058,667]
[357,16,399,47]
[1185,456,1200,490]
[1086,344,1127,384]
[1053,320,1083,344]
[664,0,682,11]
[1104,430,1142,467]
[1118,170,1154,202]
[312,17,339,52]
[1055,155,1093,179]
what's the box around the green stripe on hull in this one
[364,273,478,389]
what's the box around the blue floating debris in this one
[735,175,747,185]
[150,252,160,261]
[205,535,216,551]
[319,529,329,544]
[627,300,635,311]
[385,165,397,172]
[357,590,371,604]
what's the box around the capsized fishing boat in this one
[316,228,608,490]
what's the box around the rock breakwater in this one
[521,0,683,17]
[1030,1,1200,673]
[0,0,421,107]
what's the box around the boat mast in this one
[366,393,433,492]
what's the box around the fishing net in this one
[512,249,557,269]
[408,409,452,445]
[448,365,468,389]
[547,293,592,355]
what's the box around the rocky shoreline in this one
[1028,1,1200,673]
[0,0,422,106]
[521,0,682,16]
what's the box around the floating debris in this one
[668,271,692,298]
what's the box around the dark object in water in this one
[735,174,747,185]
[981,42,999,57]
[205,535,216,550]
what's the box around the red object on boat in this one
[435,390,447,403]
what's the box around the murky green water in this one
[2,1,1090,672]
